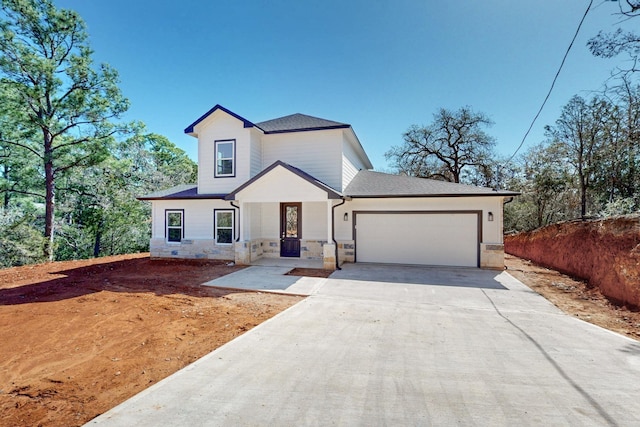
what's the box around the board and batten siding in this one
[195,111,254,194]
[151,200,235,240]
[261,129,343,191]
[333,197,505,244]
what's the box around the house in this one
[138,105,519,270]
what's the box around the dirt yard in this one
[1,253,638,427]
[0,254,302,427]
[505,254,640,341]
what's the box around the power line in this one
[500,0,595,172]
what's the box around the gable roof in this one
[225,160,342,200]
[256,113,350,134]
[137,184,226,200]
[184,105,257,135]
[344,170,520,198]
[184,104,352,137]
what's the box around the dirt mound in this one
[505,215,640,308]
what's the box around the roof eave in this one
[137,194,228,201]
[263,124,351,135]
[346,192,520,198]
[184,104,260,136]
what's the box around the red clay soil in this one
[0,253,302,427]
[505,215,640,308]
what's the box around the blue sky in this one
[56,0,635,171]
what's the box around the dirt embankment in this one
[505,215,640,308]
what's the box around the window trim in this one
[214,139,236,178]
[165,209,184,243]
[214,209,235,245]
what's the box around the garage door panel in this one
[355,213,478,267]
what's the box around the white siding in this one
[247,203,262,239]
[234,166,331,203]
[151,199,235,240]
[302,202,328,240]
[261,129,343,191]
[249,128,263,177]
[195,111,253,194]
[342,140,361,191]
[261,202,279,239]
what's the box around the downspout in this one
[331,197,347,270]
[229,201,240,242]
[503,196,514,205]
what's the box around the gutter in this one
[331,197,349,270]
[229,201,240,242]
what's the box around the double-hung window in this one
[214,210,234,244]
[166,210,184,243]
[215,139,235,177]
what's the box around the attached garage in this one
[354,211,481,267]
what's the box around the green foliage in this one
[0,206,45,267]
[0,0,130,260]
[0,1,196,267]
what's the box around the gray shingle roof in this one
[256,113,350,133]
[344,170,520,197]
[137,184,227,200]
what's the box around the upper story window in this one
[166,210,184,243]
[215,139,235,177]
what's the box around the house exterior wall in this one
[149,199,237,260]
[195,111,255,194]
[261,129,343,191]
[332,196,506,269]
[342,130,370,190]
[234,166,331,203]
[249,128,263,177]
[333,197,503,243]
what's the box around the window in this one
[215,139,235,177]
[215,210,234,244]
[166,210,183,243]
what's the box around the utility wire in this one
[500,0,594,172]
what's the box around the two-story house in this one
[139,105,518,270]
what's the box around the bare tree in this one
[385,107,496,184]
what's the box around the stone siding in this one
[150,238,234,261]
[480,243,504,269]
[337,240,355,264]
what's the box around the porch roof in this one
[225,161,342,201]
[137,184,227,200]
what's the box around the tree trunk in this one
[43,131,55,261]
[579,176,587,219]
[93,217,104,258]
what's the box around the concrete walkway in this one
[87,264,640,426]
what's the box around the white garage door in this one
[355,212,479,267]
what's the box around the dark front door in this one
[280,202,301,257]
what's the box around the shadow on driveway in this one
[330,263,507,290]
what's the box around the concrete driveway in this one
[87,264,640,426]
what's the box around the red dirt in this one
[505,215,640,308]
[0,253,302,427]
[2,252,639,426]
[505,254,640,341]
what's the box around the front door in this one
[280,202,301,257]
